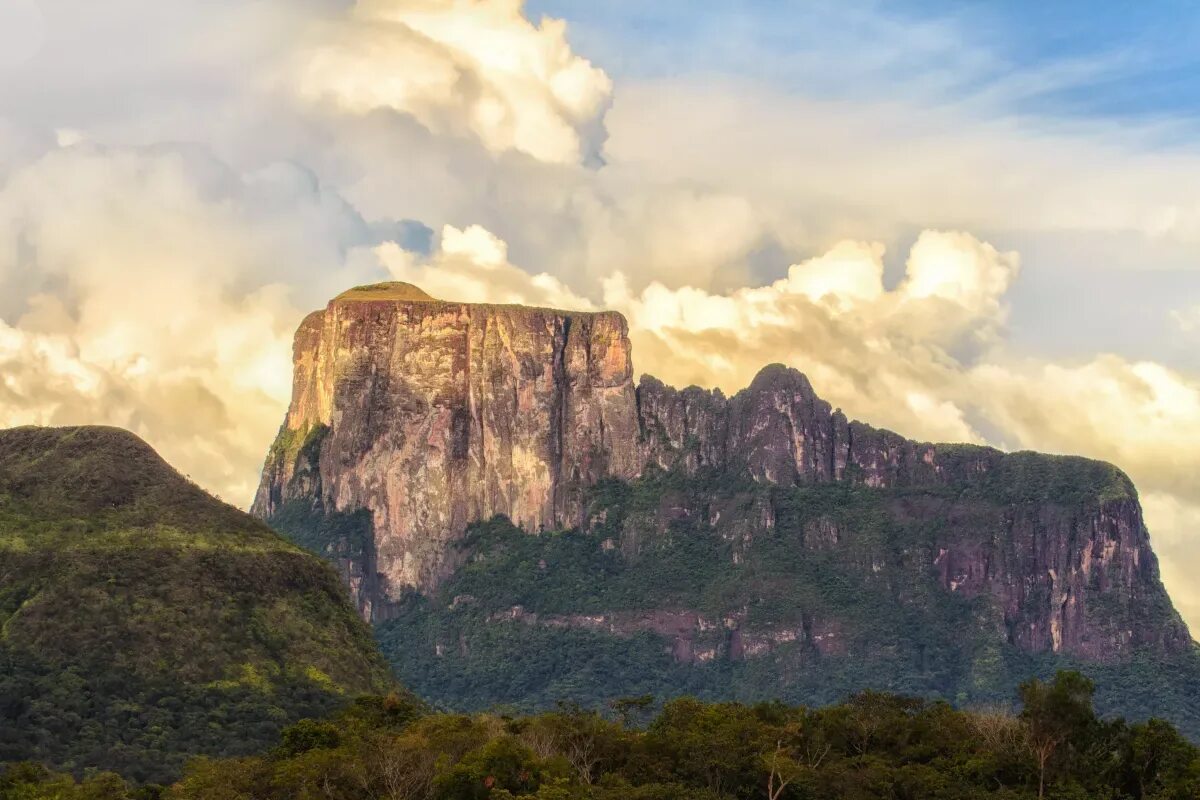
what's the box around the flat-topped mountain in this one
[252,282,639,612]
[255,283,1199,734]
[0,426,396,783]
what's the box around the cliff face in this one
[253,283,639,608]
[255,283,1191,669]
[634,365,1190,661]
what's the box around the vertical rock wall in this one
[253,283,1191,664]
[253,283,639,598]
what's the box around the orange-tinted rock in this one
[253,284,639,606]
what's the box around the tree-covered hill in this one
[0,426,398,783]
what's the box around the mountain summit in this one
[255,284,1199,734]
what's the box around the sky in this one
[0,0,1198,629]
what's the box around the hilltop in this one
[0,426,397,783]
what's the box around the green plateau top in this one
[334,282,437,303]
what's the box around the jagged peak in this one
[745,362,816,396]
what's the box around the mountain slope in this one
[0,426,396,783]
[255,283,1199,736]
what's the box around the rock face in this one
[255,283,1191,668]
[253,283,639,608]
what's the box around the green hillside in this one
[0,426,397,783]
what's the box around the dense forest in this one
[4,672,1198,800]
[0,427,395,783]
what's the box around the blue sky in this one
[524,0,1200,375]
[530,0,1200,136]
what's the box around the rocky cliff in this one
[253,283,639,613]
[255,283,1192,675]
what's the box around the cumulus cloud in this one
[374,223,596,309]
[0,143,393,503]
[1171,304,1200,334]
[0,0,1198,633]
[362,223,1200,516]
[1142,493,1200,633]
[295,0,612,165]
[366,223,1200,634]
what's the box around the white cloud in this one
[1142,493,1200,633]
[1171,304,1200,333]
[0,0,1198,634]
[374,223,595,310]
[368,224,1200,635]
[0,143,391,504]
[295,0,612,165]
[0,0,45,68]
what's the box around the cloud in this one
[0,143,393,504]
[295,0,612,165]
[364,223,1200,516]
[603,78,1200,251]
[374,223,596,309]
[1171,304,1200,333]
[0,0,1198,634]
[1142,493,1200,633]
[367,223,1200,636]
[0,0,45,69]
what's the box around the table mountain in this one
[255,282,1199,735]
[252,281,641,613]
[0,425,397,783]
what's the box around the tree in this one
[277,719,341,758]
[761,713,831,800]
[1125,718,1200,800]
[1019,671,1098,799]
[609,696,655,728]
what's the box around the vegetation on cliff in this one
[6,672,1200,799]
[0,426,397,784]
[371,466,1199,738]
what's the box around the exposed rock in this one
[254,282,1191,667]
[254,283,639,603]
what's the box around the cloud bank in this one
[296,0,612,165]
[0,143,385,502]
[0,0,1197,629]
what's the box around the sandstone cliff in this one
[255,282,1191,669]
[253,283,639,611]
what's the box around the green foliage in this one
[269,502,373,563]
[967,451,1135,506]
[370,463,1195,739]
[19,672,1194,799]
[267,422,329,468]
[0,426,396,784]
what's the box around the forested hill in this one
[0,426,397,783]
